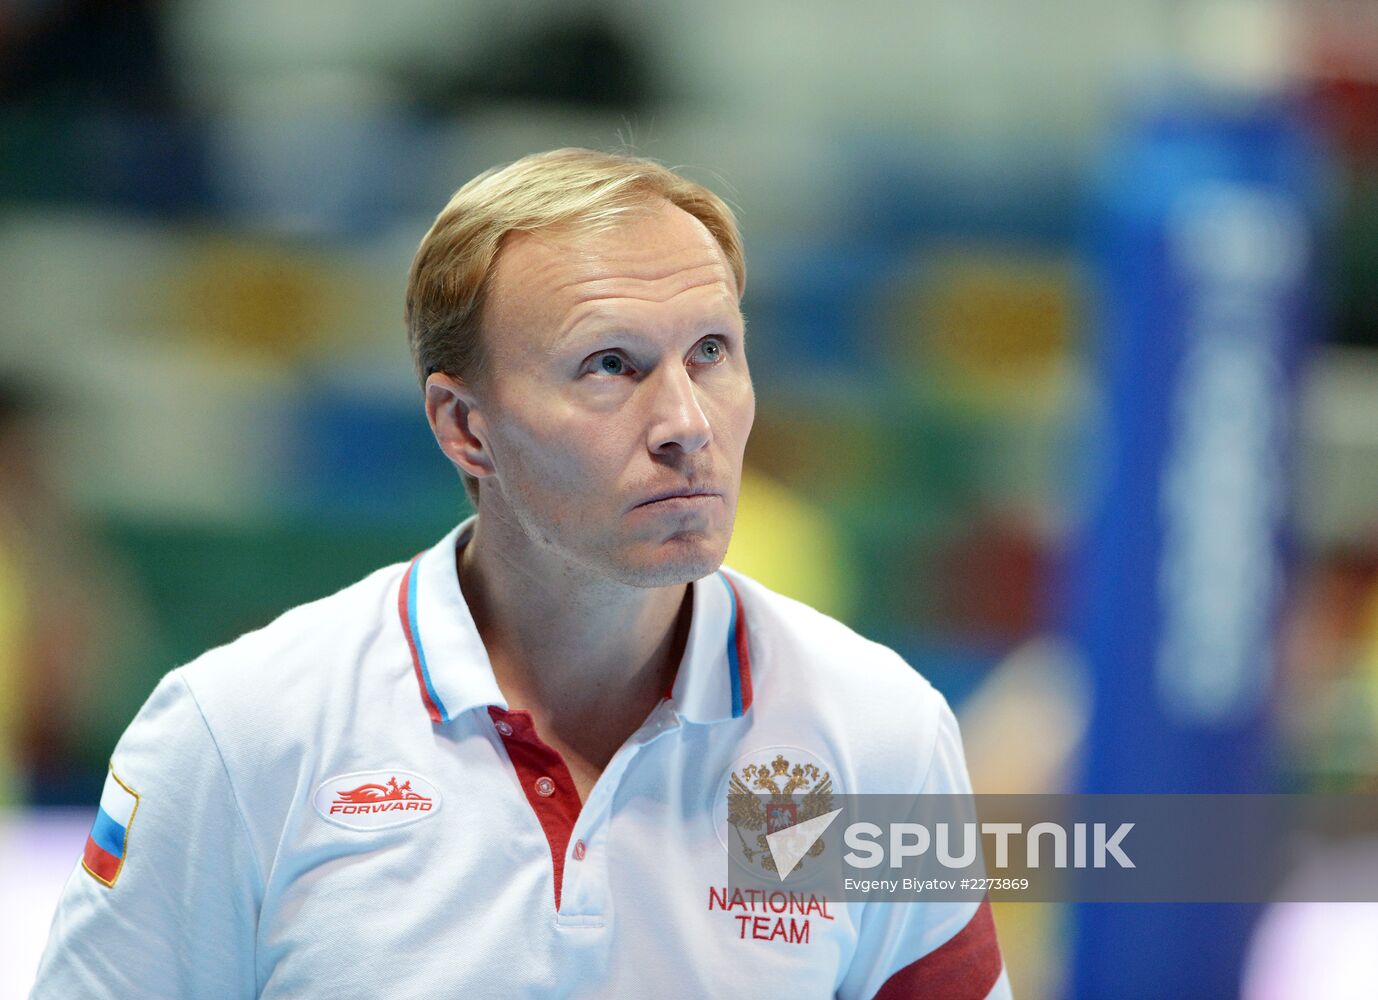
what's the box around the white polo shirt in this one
[33,515,1011,999]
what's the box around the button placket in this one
[488,700,685,920]
[488,706,584,913]
[560,707,684,918]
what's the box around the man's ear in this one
[424,372,495,481]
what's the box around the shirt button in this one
[573,839,587,861]
[494,720,514,736]
[534,776,555,797]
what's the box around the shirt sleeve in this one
[836,695,1013,1000]
[30,670,262,999]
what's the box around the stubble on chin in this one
[601,529,731,589]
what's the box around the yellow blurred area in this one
[888,247,1081,416]
[0,544,23,807]
[173,238,340,362]
[992,901,1064,1000]
[725,466,857,625]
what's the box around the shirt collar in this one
[397,516,753,726]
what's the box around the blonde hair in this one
[404,147,745,506]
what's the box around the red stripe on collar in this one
[398,554,443,724]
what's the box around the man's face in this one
[466,200,754,587]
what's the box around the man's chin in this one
[609,535,728,589]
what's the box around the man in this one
[32,148,1011,998]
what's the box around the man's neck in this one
[456,511,691,734]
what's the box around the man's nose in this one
[646,363,712,456]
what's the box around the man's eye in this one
[694,337,726,364]
[596,353,626,375]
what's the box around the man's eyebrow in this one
[558,308,746,346]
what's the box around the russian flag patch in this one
[82,764,140,888]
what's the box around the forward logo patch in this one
[313,770,442,831]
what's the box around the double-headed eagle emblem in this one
[727,753,834,874]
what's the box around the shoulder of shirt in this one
[719,565,958,787]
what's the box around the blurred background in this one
[1,0,1376,996]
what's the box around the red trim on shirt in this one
[722,574,754,713]
[398,555,443,724]
[488,707,583,912]
[871,897,1003,1000]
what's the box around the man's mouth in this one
[633,488,722,510]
